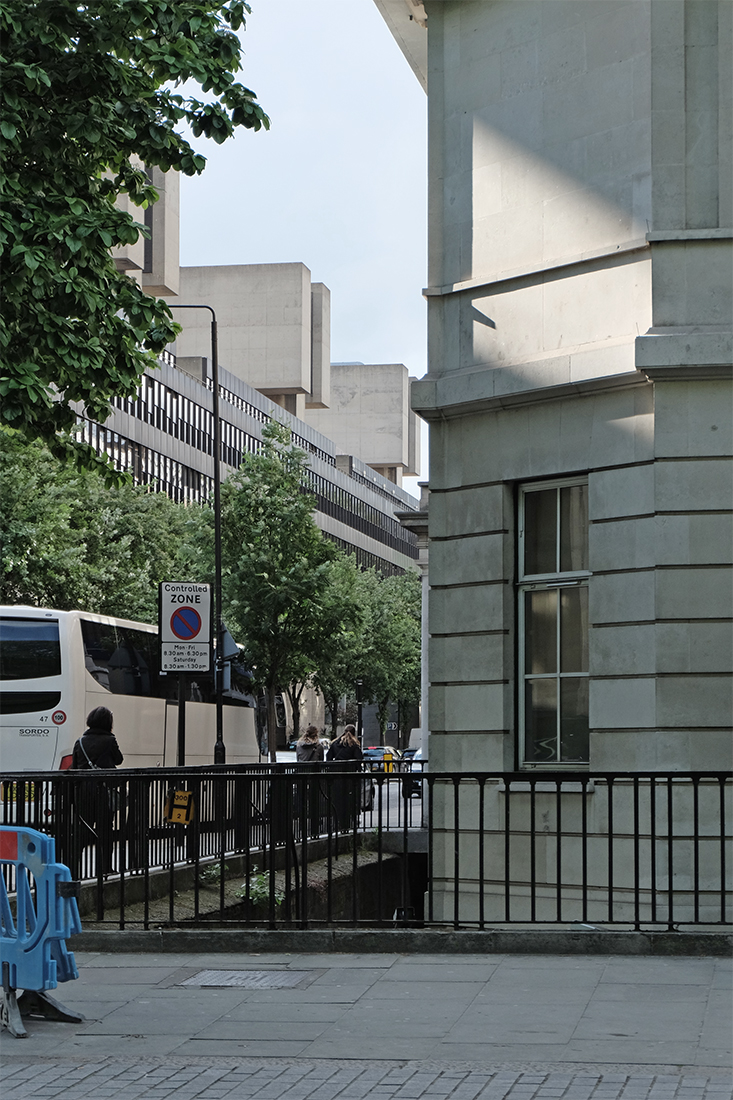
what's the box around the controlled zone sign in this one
[159,582,211,672]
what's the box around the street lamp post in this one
[356,678,363,746]
[167,304,225,764]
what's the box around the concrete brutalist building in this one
[96,171,422,580]
[377,0,732,921]
[173,262,420,489]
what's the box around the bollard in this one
[0,826,84,1038]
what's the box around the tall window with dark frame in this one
[518,480,590,765]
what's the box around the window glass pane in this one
[560,678,589,761]
[560,484,588,572]
[81,619,116,690]
[524,489,556,575]
[187,674,213,703]
[82,620,157,696]
[0,619,61,680]
[560,586,588,672]
[111,630,153,696]
[121,628,165,698]
[524,679,557,762]
[525,589,557,673]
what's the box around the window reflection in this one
[524,489,556,575]
[525,590,557,674]
[525,679,558,763]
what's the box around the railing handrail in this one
[2,768,731,780]
[2,767,729,932]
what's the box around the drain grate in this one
[181,969,308,989]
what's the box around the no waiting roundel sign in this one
[170,605,202,640]
[159,582,211,672]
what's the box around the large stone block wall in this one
[382,0,733,918]
[426,775,732,925]
[428,0,653,292]
[427,376,733,776]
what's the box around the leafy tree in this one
[359,570,421,746]
[284,655,313,744]
[0,432,202,620]
[219,422,335,762]
[0,0,268,475]
[311,554,370,740]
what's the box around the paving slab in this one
[1,951,730,1098]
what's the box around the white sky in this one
[179,0,429,487]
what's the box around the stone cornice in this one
[411,370,649,422]
[636,331,733,380]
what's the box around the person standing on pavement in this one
[72,706,124,770]
[295,725,325,837]
[326,725,363,832]
[70,706,123,875]
[326,725,362,762]
[295,725,325,763]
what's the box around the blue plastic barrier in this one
[0,826,83,1037]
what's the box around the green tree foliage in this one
[310,554,370,740]
[358,569,421,745]
[0,432,202,620]
[219,422,335,761]
[0,1,268,474]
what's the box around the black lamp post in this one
[356,678,364,746]
[167,304,225,764]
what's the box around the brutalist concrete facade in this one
[377,0,732,922]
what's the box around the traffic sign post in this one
[159,583,212,767]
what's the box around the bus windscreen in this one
[0,618,61,680]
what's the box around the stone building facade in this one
[377,0,732,922]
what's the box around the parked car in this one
[401,747,427,798]
[362,746,401,773]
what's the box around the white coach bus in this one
[0,606,262,771]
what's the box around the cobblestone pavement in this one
[1,1057,732,1100]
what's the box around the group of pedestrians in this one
[294,723,362,763]
[294,724,366,835]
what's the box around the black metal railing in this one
[1,768,730,931]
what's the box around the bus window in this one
[81,620,116,688]
[81,619,161,697]
[108,637,150,695]
[223,662,256,706]
[0,618,61,680]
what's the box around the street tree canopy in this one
[0,0,268,477]
[310,554,370,740]
[0,432,200,620]
[358,569,421,744]
[220,422,336,761]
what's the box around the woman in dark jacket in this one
[295,725,325,764]
[295,725,325,837]
[326,726,362,763]
[72,706,124,770]
[70,707,123,875]
[326,726,363,832]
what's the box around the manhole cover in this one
[181,970,308,989]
